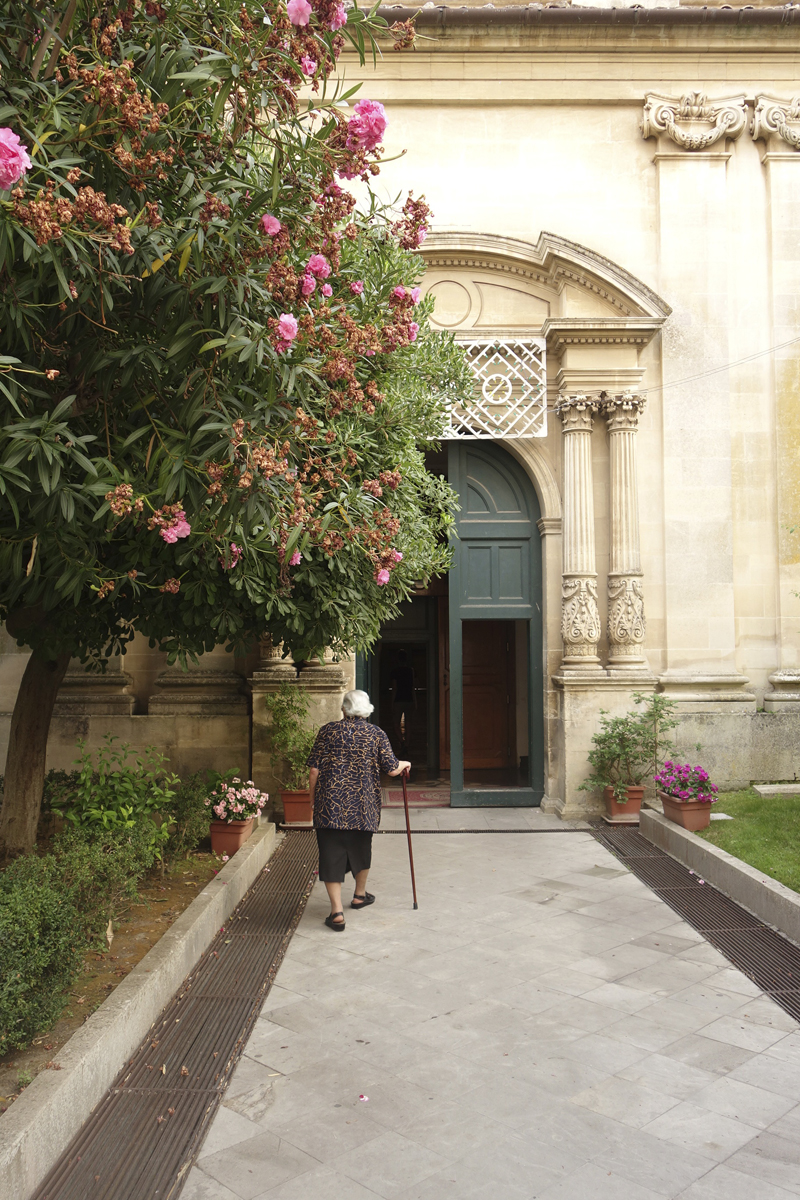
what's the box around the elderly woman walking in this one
[308,689,410,931]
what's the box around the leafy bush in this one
[0,855,83,1053]
[580,693,679,804]
[265,684,319,790]
[50,736,179,863]
[163,772,215,864]
[0,822,157,1052]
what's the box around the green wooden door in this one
[448,443,544,806]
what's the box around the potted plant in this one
[654,761,719,831]
[264,683,319,825]
[580,694,679,824]
[205,773,269,855]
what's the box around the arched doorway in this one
[448,442,543,806]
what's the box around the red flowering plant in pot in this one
[206,773,269,856]
[654,762,718,832]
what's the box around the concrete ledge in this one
[753,783,800,798]
[640,810,800,948]
[0,822,278,1200]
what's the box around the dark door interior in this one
[462,619,515,771]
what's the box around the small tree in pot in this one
[264,684,319,825]
[580,693,679,824]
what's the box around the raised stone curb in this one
[753,782,800,798]
[0,821,278,1200]
[640,809,800,947]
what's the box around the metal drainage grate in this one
[376,828,591,835]
[33,831,318,1200]
[593,827,800,1028]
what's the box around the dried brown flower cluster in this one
[12,181,132,250]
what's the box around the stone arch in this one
[421,229,671,326]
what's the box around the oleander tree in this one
[0,0,469,856]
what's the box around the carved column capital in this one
[601,393,646,433]
[555,393,601,434]
[752,95,800,154]
[642,92,748,152]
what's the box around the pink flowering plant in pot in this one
[654,762,719,806]
[206,774,269,823]
[654,761,718,831]
[0,0,471,857]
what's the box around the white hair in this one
[342,689,374,719]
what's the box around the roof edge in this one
[377,4,800,28]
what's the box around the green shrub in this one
[0,855,83,1053]
[163,772,214,864]
[0,822,157,1052]
[50,736,179,864]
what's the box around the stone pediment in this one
[421,231,670,335]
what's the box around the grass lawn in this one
[697,787,800,894]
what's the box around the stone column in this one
[603,394,648,670]
[753,97,800,710]
[249,634,299,795]
[556,394,602,669]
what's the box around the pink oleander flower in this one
[287,0,312,25]
[350,280,364,295]
[375,568,391,585]
[300,56,316,75]
[0,128,32,191]
[260,212,281,236]
[408,322,419,342]
[416,226,428,246]
[328,3,346,30]
[160,512,191,543]
[392,286,406,301]
[321,283,332,298]
[278,313,298,341]
[392,549,403,562]
[300,273,316,297]
[289,550,302,565]
[346,100,387,153]
[307,253,331,279]
[411,287,421,304]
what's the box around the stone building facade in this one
[2,2,800,816]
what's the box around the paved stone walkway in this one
[184,810,800,1200]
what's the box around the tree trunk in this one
[0,649,70,858]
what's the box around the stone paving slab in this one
[183,813,800,1200]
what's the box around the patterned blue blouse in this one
[308,718,399,832]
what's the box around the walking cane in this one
[401,767,418,909]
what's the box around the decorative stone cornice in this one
[543,319,664,359]
[752,95,800,153]
[642,92,748,152]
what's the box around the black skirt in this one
[316,828,373,883]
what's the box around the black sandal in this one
[350,892,375,909]
[325,912,345,931]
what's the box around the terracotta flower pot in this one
[210,818,254,856]
[659,790,712,832]
[602,784,644,825]
[281,790,313,826]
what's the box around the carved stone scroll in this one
[752,95,800,152]
[556,394,602,667]
[642,92,748,152]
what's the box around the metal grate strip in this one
[34,831,318,1200]
[593,828,799,1029]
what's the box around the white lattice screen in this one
[444,337,547,439]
